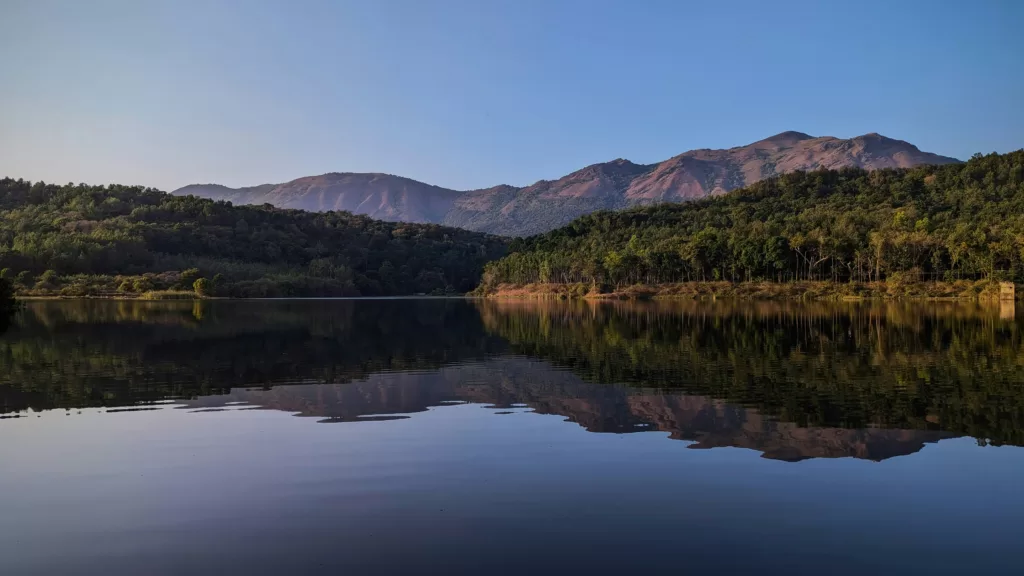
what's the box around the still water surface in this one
[1,299,1022,574]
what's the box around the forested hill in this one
[0,178,507,297]
[478,151,1024,291]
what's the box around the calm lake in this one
[1,299,1022,575]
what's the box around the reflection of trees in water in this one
[0,278,17,334]
[0,300,505,413]
[1,299,1023,450]
[475,299,1024,446]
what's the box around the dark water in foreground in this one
[1,299,1023,575]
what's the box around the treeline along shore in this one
[473,280,1020,301]
[2,150,1023,300]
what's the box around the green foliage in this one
[211,273,224,295]
[0,178,508,297]
[36,269,59,289]
[180,268,201,290]
[133,277,154,293]
[193,277,210,296]
[480,151,1024,289]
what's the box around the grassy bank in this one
[475,280,1022,301]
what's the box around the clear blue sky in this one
[1,0,1021,192]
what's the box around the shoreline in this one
[474,281,1022,301]
[16,290,209,301]
[13,281,1022,302]
[14,294,474,301]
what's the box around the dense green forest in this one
[478,151,1024,292]
[0,178,507,297]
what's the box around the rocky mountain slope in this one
[174,132,959,236]
[175,173,463,224]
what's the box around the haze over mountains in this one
[174,132,959,237]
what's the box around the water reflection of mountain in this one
[476,299,1024,447]
[1,299,1021,456]
[181,359,955,462]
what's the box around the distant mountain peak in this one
[853,132,895,143]
[763,130,814,143]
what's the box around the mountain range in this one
[173,131,960,237]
